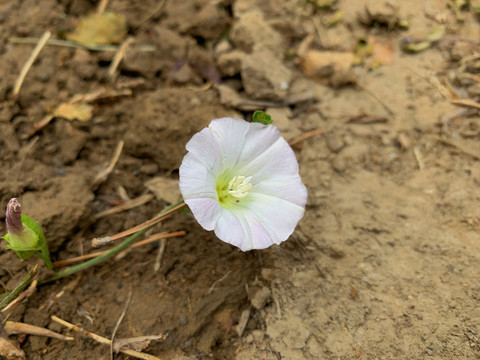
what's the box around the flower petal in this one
[238,137,300,183]
[236,122,281,168]
[214,208,252,250]
[251,175,307,208]
[208,117,250,171]
[185,198,222,231]
[179,152,217,199]
[185,127,222,175]
[214,192,305,251]
[243,192,305,247]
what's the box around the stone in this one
[241,49,292,101]
[230,10,284,55]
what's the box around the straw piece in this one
[12,31,51,99]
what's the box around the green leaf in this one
[2,214,53,270]
[252,111,273,125]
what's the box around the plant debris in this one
[67,12,127,46]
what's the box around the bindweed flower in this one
[179,117,307,251]
[2,198,53,269]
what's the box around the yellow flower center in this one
[216,173,252,208]
[228,176,252,198]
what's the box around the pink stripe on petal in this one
[248,219,276,249]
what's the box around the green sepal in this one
[252,111,273,125]
[2,214,53,270]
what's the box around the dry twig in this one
[0,266,38,312]
[436,136,480,160]
[94,194,154,219]
[53,231,185,267]
[139,0,167,25]
[97,0,109,13]
[154,238,167,273]
[5,321,73,341]
[14,137,38,181]
[413,146,425,171]
[108,37,135,80]
[271,285,282,318]
[450,98,480,110]
[111,288,133,360]
[92,140,124,190]
[12,31,51,99]
[357,83,395,117]
[10,37,155,52]
[1,280,37,314]
[91,203,186,246]
[51,316,163,360]
[113,335,166,353]
[207,271,231,295]
[289,129,325,146]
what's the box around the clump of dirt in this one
[1,0,480,359]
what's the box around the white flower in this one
[179,117,307,251]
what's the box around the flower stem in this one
[41,200,185,284]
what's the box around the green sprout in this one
[2,198,53,269]
[252,110,273,125]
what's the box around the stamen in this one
[228,176,252,199]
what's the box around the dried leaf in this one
[67,12,127,46]
[145,177,181,204]
[400,26,445,53]
[53,102,93,122]
[400,39,432,53]
[426,25,446,42]
[113,335,166,353]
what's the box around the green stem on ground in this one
[0,265,38,311]
[9,37,156,52]
[41,200,186,284]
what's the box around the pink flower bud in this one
[6,198,23,236]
